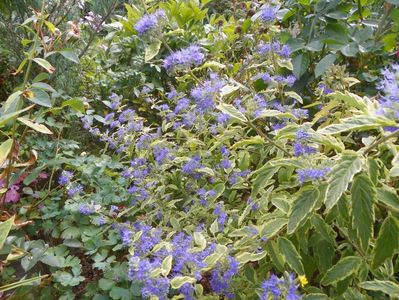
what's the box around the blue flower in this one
[214,203,227,231]
[259,5,279,22]
[79,204,95,215]
[191,77,224,114]
[134,10,167,36]
[182,156,204,179]
[58,170,73,185]
[297,167,331,184]
[153,145,171,165]
[163,45,205,72]
[67,184,84,198]
[260,275,283,300]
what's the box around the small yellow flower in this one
[298,275,308,287]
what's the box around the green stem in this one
[247,119,292,157]
[363,129,399,156]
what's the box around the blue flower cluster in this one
[191,74,224,114]
[297,167,331,184]
[258,42,292,59]
[134,10,167,36]
[378,64,399,122]
[163,45,205,72]
[293,130,316,157]
[260,274,301,300]
[210,255,239,299]
[259,5,279,23]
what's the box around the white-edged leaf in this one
[0,139,13,167]
[217,103,247,123]
[287,187,320,234]
[33,58,55,73]
[321,256,362,285]
[359,280,399,297]
[325,153,363,211]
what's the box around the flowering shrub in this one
[1,0,399,299]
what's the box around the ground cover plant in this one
[1,0,399,299]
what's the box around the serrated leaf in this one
[0,139,13,167]
[217,103,247,123]
[359,280,399,297]
[325,153,363,211]
[376,186,399,212]
[0,215,15,250]
[287,187,320,234]
[315,54,336,78]
[251,164,280,196]
[145,39,162,62]
[17,117,52,134]
[372,215,399,269]
[318,116,389,135]
[170,276,196,289]
[33,58,55,73]
[278,237,304,274]
[351,174,375,251]
[321,256,362,285]
[260,218,287,239]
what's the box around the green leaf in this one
[359,280,399,297]
[145,39,162,62]
[351,174,376,251]
[33,58,55,73]
[278,237,305,274]
[3,91,22,112]
[303,294,328,300]
[0,274,48,292]
[372,215,399,269]
[170,276,196,289]
[193,232,207,250]
[25,88,52,107]
[292,53,310,79]
[376,186,399,213]
[260,218,287,239]
[318,116,390,135]
[110,286,131,300]
[161,255,173,276]
[0,215,15,250]
[0,105,34,127]
[235,251,266,264]
[0,139,13,167]
[217,103,247,123]
[17,117,53,134]
[325,153,363,211]
[58,49,79,64]
[251,164,280,196]
[321,256,362,285]
[287,187,320,234]
[62,98,85,113]
[315,54,336,78]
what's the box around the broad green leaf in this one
[145,40,162,62]
[329,91,367,111]
[17,117,53,134]
[287,187,320,234]
[278,237,305,274]
[31,82,56,92]
[376,186,399,212]
[321,256,362,285]
[292,53,310,79]
[3,91,22,112]
[0,215,15,250]
[315,54,336,78]
[170,276,196,289]
[33,58,55,73]
[359,280,399,297]
[58,50,79,63]
[351,174,375,251]
[25,88,52,107]
[318,116,390,135]
[372,215,399,269]
[0,105,34,127]
[62,98,85,113]
[0,139,13,167]
[325,153,363,211]
[217,103,247,123]
[260,218,287,239]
